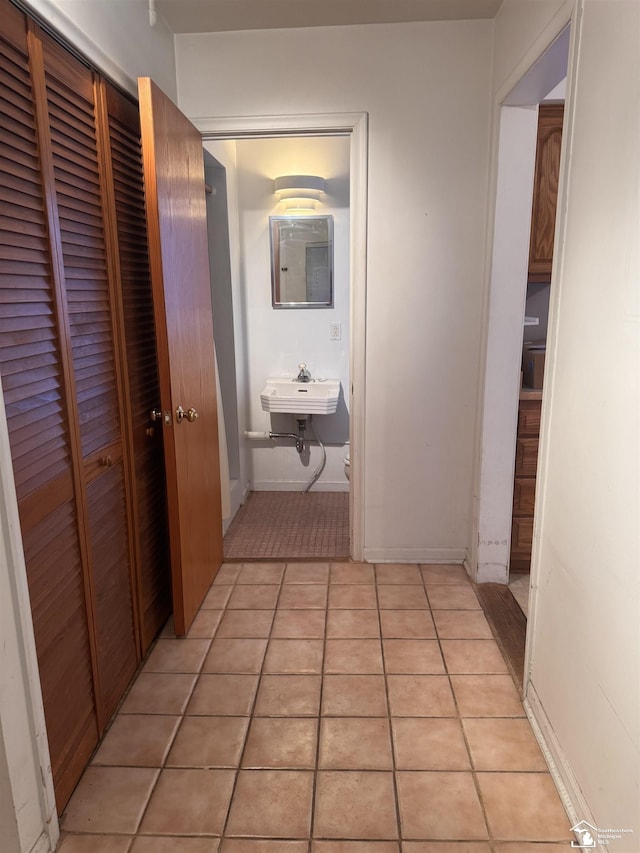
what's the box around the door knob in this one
[176,406,199,424]
[150,409,162,421]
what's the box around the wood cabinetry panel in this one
[515,437,539,477]
[511,516,534,552]
[513,477,537,514]
[528,104,564,282]
[517,400,542,436]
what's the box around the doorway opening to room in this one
[475,24,570,679]
[199,114,367,563]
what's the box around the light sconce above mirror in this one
[274,174,326,213]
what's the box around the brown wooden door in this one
[138,78,223,635]
[528,104,564,282]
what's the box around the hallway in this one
[57,562,572,851]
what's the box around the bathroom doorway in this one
[199,114,367,561]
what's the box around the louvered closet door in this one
[104,81,170,652]
[41,34,138,720]
[0,5,99,809]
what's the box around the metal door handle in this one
[150,409,162,421]
[176,406,199,424]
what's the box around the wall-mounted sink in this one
[260,378,341,415]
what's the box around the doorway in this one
[197,112,368,562]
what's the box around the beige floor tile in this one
[285,562,330,583]
[450,675,525,717]
[187,610,224,638]
[227,585,280,609]
[226,770,314,837]
[441,640,509,674]
[421,564,471,584]
[477,773,571,841]
[376,585,428,609]
[202,639,268,674]
[143,639,211,674]
[322,674,388,716]
[463,718,547,771]
[222,842,308,852]
[272,608,326,638]
[392,718,471,770]
[57,837,133,853]
[314,770,398,839]
[186,674,259,716]
[330,563,375,584]
[312,844,400,853]
[387,675,456,716]
[166,716,249,767]
[91,714,180,767]
[396,771,487,839]
[379,610,436,639]
[202,585,233,609]
[324,638,384,674]
[375,564,423,584]
[263,639,324,673]
[120,673,197,715]
[237,563,285,584]
[382,639,445,674]
[242,717,318,768]
[139,768,234,836]
[326,609,380,638]
[402,844,490,852]
[279,584,328,609]
[328,584,378,609]
[254,674,322,716]
[432,610,493,639]
[214,564,241,584]
[62,766,159,834]
[131,838,218,852]
[426,586,480,610]
[216,610,274,638]
[318,717,393,770]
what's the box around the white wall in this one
[24,0,177,98]
[493,0,640,842]
[235,137,350,491]
[176,20,494,560]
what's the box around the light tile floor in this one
[58,562,572,852]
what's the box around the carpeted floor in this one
[224,491,350,560]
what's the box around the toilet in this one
[343,442,350,481]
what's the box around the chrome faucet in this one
[296,362,312,382]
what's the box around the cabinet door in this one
[515,437,539,477]
[528,104,564,282]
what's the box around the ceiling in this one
[156,0,503,34]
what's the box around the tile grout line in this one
[218,561,285,843]
[309,562,331,847]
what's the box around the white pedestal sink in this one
[260,378,341,415]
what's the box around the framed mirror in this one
[270,215,334,308]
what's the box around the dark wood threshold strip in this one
[474,582,527,692]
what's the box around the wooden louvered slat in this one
[106,83,170,651]
[86,462,137,719]
[22,499,98,811]
[44,57,121,460]
[0,28,72,504]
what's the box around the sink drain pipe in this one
[244,416,327,492]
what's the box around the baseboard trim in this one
[362,547,466,564]
[525,683,603,850]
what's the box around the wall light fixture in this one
[274,174,326,212]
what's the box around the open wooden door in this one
[138,78,223,635]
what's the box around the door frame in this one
[195,111,368,561]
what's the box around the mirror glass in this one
[270,215,333,308]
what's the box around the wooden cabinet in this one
[510,397,542,571]
[528,104,564,282]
